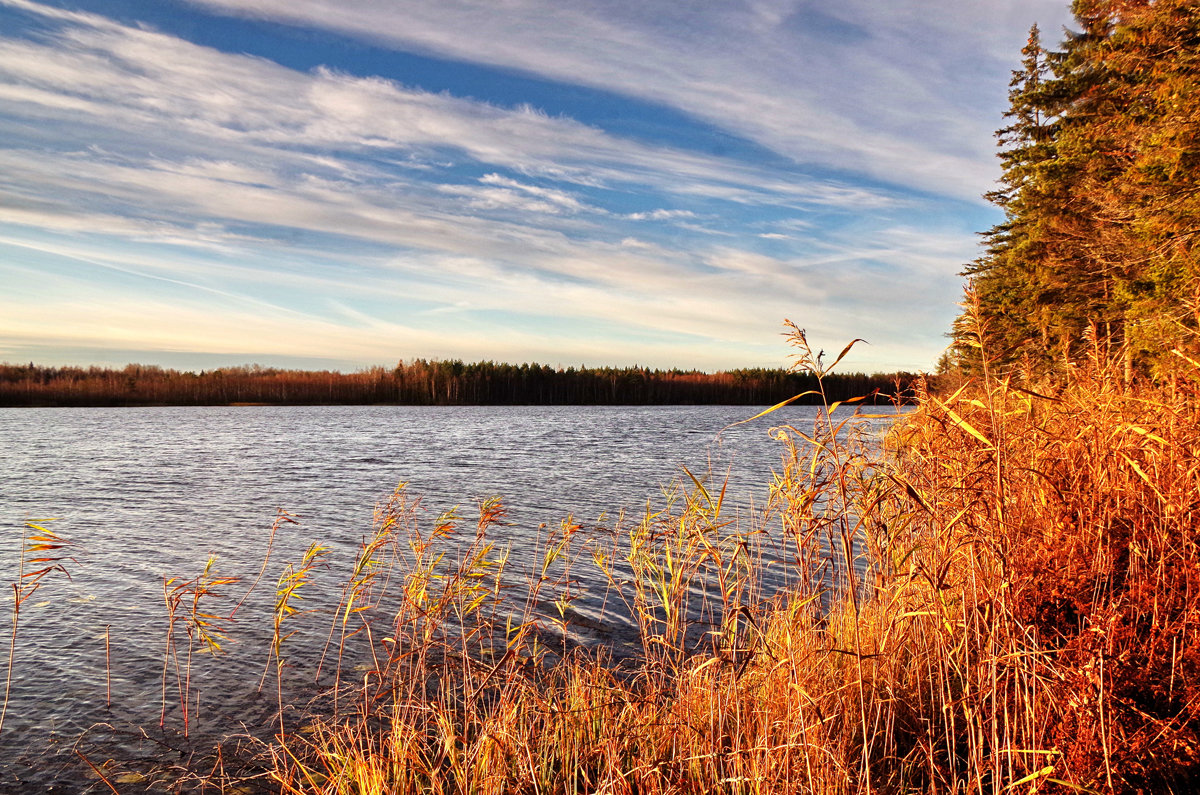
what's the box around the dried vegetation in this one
[7,329,1198,794]
[261,328,1200,794]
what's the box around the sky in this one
[0,0,1077,374]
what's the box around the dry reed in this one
[258,325,1200,794]
[11,323,1196,794]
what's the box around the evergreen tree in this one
[961,24,1063,372]
[1103,0,1200,374]
[956,0,1200,379]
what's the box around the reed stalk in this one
[159,557,238,737]
[262,541,329,734]
[14,322,1197,794]
[257,322,1200,794]
[1,521,74,734]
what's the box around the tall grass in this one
[160,557,239,738]
[1,520,75,734]
[258,328,1200,794]
[10,325,1198,793]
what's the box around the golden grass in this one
[256,338,1200,794]
[8,326,1196,793]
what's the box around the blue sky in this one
[0,0,1075,373]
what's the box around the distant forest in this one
[0,360,916,407]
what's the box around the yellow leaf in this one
[115,772,148,784]
[1119,453,1165,504]
[931,395,993,449]
[721,391,823,432]
[1116,424,1167,446]
[1004,766,1055,790]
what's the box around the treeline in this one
[0,360,916,407]
[955,0,1200,379]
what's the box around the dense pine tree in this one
[1106,0,1200,370]
[956,0,1200,380]
[963,24,1057,368]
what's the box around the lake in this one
[0,404,895,791]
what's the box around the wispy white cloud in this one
[1,200,970,372]
[0,0,1014,371]
[478,174,589,210]
[626,209,697,221]
[181,0,1075,201]
[442,174,595,216]
[0,1,896,214]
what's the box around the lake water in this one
[0,404,895,791]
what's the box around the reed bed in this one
[8,331,1198,793]
[256,349,1200,794]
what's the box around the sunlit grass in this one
[259,332,1200,794]
[7,323,1199,794]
